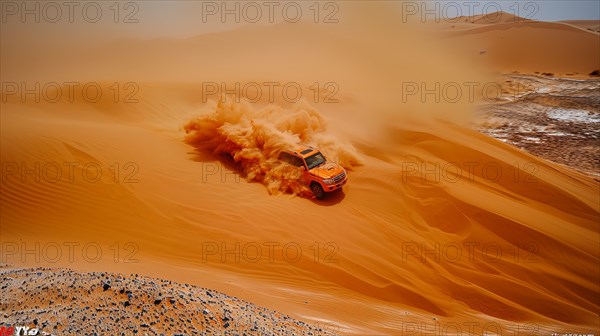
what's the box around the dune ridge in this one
[428,12,599,75]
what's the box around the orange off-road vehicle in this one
[277,145,347,199]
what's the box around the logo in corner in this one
[0,325,54,336]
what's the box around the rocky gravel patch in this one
[476,74,600,176]
[0,265,335,335]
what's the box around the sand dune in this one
[451,11,534,25]
[429,12,600,75]
[560,20,600,33]
[1,3,599,335]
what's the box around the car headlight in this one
[323,178,334,184]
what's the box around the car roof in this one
[286,144,320,158]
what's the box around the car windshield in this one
[305,152,326,170]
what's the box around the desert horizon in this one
[1,1,599,335]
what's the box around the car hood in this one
[309,162,345,179]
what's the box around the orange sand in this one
[1,3,599,334]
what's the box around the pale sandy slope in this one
[560,20,600,33]
[1,4,599,335]
[426,12,600,75]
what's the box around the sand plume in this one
[183,97,362,196]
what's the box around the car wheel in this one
[311,183,325,200]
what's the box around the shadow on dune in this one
[310,189,346,206]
